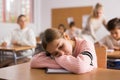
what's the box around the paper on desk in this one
[46,68,71,74]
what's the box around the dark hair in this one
[17,14,26,23]
[69,22,75,28]
[42,28,62,50]
[107,17,120,31]
[58,24,66,32]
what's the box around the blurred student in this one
[58,24,66,35]
[82,3,107,43]
[66,22,81,39]
[30,28,97,74]
[96,18,120,51]
[1,14,36,58]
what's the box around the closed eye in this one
[59,44,63,49]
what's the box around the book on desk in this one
[46,68,72,74]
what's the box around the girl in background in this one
[82,3,107,43]
[58,24,66,35]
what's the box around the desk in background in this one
[0,46,35,64]
[0,62,120,80]
[107,51,120,59]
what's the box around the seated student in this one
[30,28,97,74]
[1,14,36,58]
[65,22,82,39]
[96,17,120,50]
[58,24,66,35]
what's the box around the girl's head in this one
[58,24,66,34]
[92,3,104,18]
[17,14,27,29]
[69,22,75,28]
[42,28,74,57]
[107,17,120,40]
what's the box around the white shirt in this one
[82,16,106,41]
[4,27,36,47]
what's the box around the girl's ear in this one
[63,33,70,40]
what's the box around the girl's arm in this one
[30,52,62,69]
[55,53,93,74]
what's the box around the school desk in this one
[107,51,120,59]
[0,62,120,80]
[0,45,35,64]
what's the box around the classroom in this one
[0,0,120,80]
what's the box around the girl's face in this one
[46,37,73,57]
[110,27,120,40]
[96,7,103,17]
[58,26,64,34]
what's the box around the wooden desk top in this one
[0,62,120,80]
[0,46,35,51]
[107,51,120,59]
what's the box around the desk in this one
[0,46,35,64]
[107,51,120,59]
[0,62,120,80]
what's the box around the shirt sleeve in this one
[89,20,97,41]
[55,53,94,74]
[30,52,62,69]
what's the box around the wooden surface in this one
[52,6,92,29]
[107,51,120,59]
[0,62,120,80]
[95,46,107,68]
[0,46,35,51]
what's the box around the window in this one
[0,0,34,23]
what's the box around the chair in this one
[95,46,107,68]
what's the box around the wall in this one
[0,23,37,41]
[0,0,42,41]
[41,0,120,40]
[1,0,120,41]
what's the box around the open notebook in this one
[46,68,71,74]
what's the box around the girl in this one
[30,28,97,74]
[66,22,82,39]
[82,3,107,43]
[58,24,66,35]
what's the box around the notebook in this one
[46,68,71,74]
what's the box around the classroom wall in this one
[40,0,120,40]
[0,23,37,42]
[1,0,120,41]
[0,0,42,41]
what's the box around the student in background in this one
[65,22,81,39]
[30,28,97,74]
[58,24,66,35]
[82,3,107,43]
[96,18,120,51]
[1,14,36,58]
